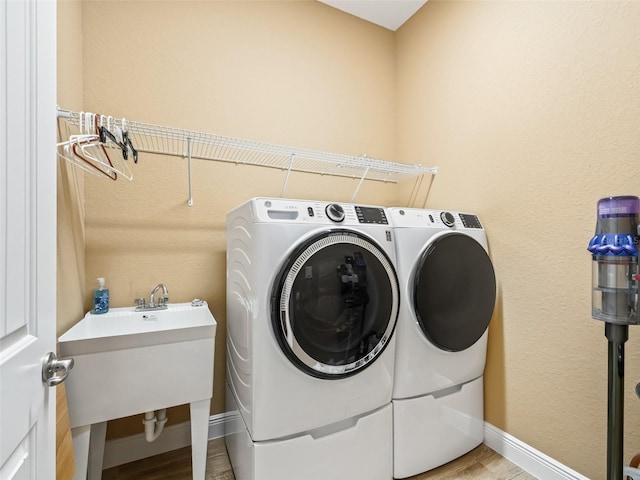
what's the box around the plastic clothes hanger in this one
[93,115,133,181]
[99,115,129,159]
[121,118,138,163]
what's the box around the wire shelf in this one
[57,108,437,203]
[134,119,437,182]
[58,108,436,180]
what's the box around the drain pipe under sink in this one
[142,409,168,442]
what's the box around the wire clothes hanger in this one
[57,111,138,181]
[57,112,117,180]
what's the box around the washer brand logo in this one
[385,231,392,242]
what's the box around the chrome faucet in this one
[149,283,169,308]
[134,283,169,311]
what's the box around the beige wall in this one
[74,0,400,439]
[57,3,85,477]
[397,1,640,478]
[57,0,85,337]
[56,1,640,477]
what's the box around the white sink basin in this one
[59,301,217,428]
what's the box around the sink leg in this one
[190,399,210,480]
[88,422,107,480]
[70,426,90,480]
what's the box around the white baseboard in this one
[103,415,589,479]
[102,411,232,469]
[483,423,590,480]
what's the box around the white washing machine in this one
[387,207,496,479]
[225,197,400,480]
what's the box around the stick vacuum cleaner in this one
[588,195,640,480]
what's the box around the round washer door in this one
[271,230,399,379]
[414,232,496,352]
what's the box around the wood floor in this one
[102,439,538,480]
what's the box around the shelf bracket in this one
[280,153,295,198]
[186,137,193,206]
[350,166,370,202]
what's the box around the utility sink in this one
[59,301,217,480]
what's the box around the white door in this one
[0,0,58,478]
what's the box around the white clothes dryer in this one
[225,198,400,480]
[387,208,496,479]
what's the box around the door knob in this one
[42,352,74,387]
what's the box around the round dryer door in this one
[414,232,496,352]
[272,230,399,379]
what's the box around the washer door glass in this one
[414,232,496,352]
[272,230,399,379]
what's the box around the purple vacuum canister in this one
[588,196,640,324]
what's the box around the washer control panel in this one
[254,198,389,225]
[354,206,388,225]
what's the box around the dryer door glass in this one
[272,230,399,379]
[414,232,496,352]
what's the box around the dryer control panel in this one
[387,207,484,230]
[250,198,390,225]
[459,213,483,229]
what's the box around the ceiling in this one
[318,0,428,31]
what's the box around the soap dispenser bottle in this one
[93,277,110,314]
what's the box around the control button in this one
[460,214,482,229]
[441,211,455,227]
[308,207,314,217]
[325,203,345,222]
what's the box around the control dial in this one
[325,203,345,223]
[440,211,456,227]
